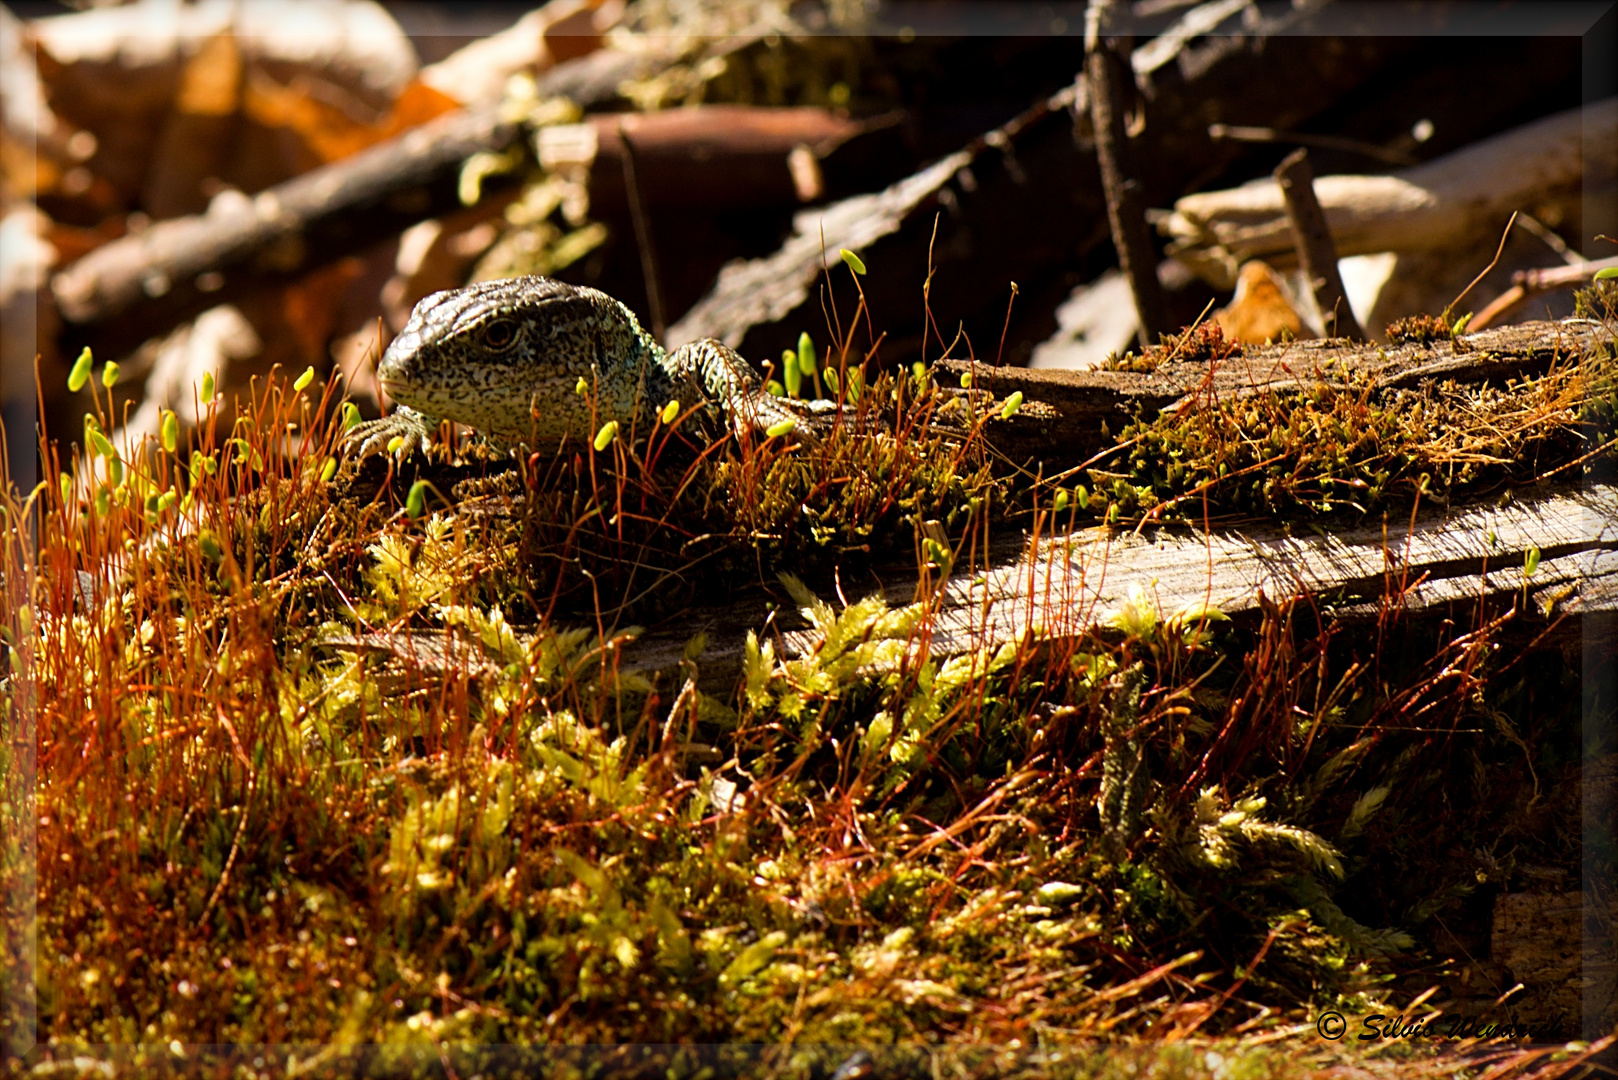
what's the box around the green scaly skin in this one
[345,276,839,459]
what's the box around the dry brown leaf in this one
[1,3,79,198]
[378,80,464,139]
[142,31,244,217]
[29,0,418,205]
[1213,261,1310,345]
[0,128,59,201]
[242,71,460,167]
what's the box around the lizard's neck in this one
[610,298,664,359]
[608,298,678,400]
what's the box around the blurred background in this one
[2,0,1614,492]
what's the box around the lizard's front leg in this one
[665,339,841,441]
[341,405,439,462]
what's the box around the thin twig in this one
[1273,148,1364,341]
[1208,123,1418,166]
[196,751,257,930]
[618,118,665,343]
[1446,210,1519,322]
[1471,254,1618,330]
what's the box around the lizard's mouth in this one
[377,373,468,424]
[377,372,444,416]
[377,376,424,410]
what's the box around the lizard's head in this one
[377,276,657,441]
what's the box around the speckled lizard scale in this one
[347,276,833,458]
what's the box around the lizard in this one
[344,275,843,460]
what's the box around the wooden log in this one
[322,478,1615,699]
[568,107,888,211]
[51,107,520,343]
[937,318,1611,468]
[52,103,875,364]
[1161,98,1618,289]
[323,321,1617,696]
[836,481,1615,658]
[529,106,887,338]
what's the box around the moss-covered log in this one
[329,318,1616,696]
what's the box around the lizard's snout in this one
[376,328,423,396]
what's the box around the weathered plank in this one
[326,482,1616,696]
[794,481,1615,663]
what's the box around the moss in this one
[5,315,1606,1073]
[1103,344,1606,521]
[1104,321,1244,374]
[1385,313,1454,345]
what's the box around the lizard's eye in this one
[479,319,519,351]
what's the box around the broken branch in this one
[1273,148,1365,341]
[1086,1,1171,348]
